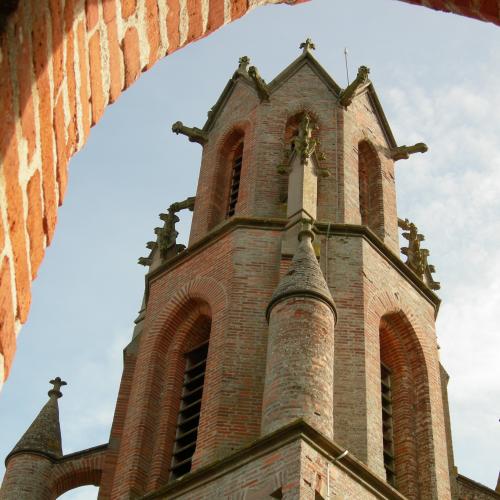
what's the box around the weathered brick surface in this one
[0,454,53,500]
[262,297,335,438]
[0,257,16,379]
[457,474,500,499]
[0,444,107,499]
[26,171,45,279]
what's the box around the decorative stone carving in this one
[237,56,250,74]
[171,121,208,145]
[248,66,270,102]
[398,218,440,290]
[293,113,318,164]
[390,142,428,161]
[339,66,370,107]
[300,38,316,53]
[277,113,329,177]
[139,196,196,266]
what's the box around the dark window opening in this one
[170,339,209,479]
[381,362,396,487]
[227,143,243,217]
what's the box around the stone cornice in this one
[6,443,108,467]
[58,443,108,462]
[139,419,405,499]
[145,218,440,317]
[314,222,441,316]
[457,474,500,498]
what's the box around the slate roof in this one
[6,392,63,463]
[267,233,336,321]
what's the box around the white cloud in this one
[387,64,500,486]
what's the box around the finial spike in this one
[300,38,316,54]
[48,377,67,399]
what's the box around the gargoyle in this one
[339,66,370,107]
[237,56,250,75]
[398,218,440,291]
[248,66,270,102]
[171,121,208,145]
[139,197,196,266]
[390,142,428,161]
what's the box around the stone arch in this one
[358,139,384,238]
[0,0,498,388]
[110,276,227,497]
[366,290,441,498]
[50,445,107,498]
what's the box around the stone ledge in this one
[146,217,440,316]
[140,419,405,499]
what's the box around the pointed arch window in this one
[358,140,384,237]
[379,313,434,497]
[227,142,244,217]
[170,317,211,480]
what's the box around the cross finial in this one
[48,377,67,399]
[300,38,316,54]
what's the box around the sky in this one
[1,0,499,498]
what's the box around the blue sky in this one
[1,0,499,497]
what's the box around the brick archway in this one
[0,0,498,388]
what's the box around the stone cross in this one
[300,38,316,53]
[48,377,67,399]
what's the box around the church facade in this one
[1,41,498,500]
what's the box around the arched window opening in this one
[379,312,432,498]
[227,142,244,217]
[58,485,99,498]
[209,129,245,229]
[170,316,211,480]
[358,140,384,237]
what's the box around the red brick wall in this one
[107,227,281,497]
[1,445,106,499]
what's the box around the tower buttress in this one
[262,224,336,438]
[1,378,66,500]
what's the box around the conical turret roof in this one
[6,378,66,463]
[267,230,336,321]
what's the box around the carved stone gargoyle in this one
[172,121,208,145]
[391,142,428,161]
[248,66,270,102]
[139,196,196,267]
[398,217,440,290]
[339,66,370,107]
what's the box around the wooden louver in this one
[227,144,243,217]
[381,362,396,487]
[170,340,209,479]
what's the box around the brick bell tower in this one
[6,39,486,500]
